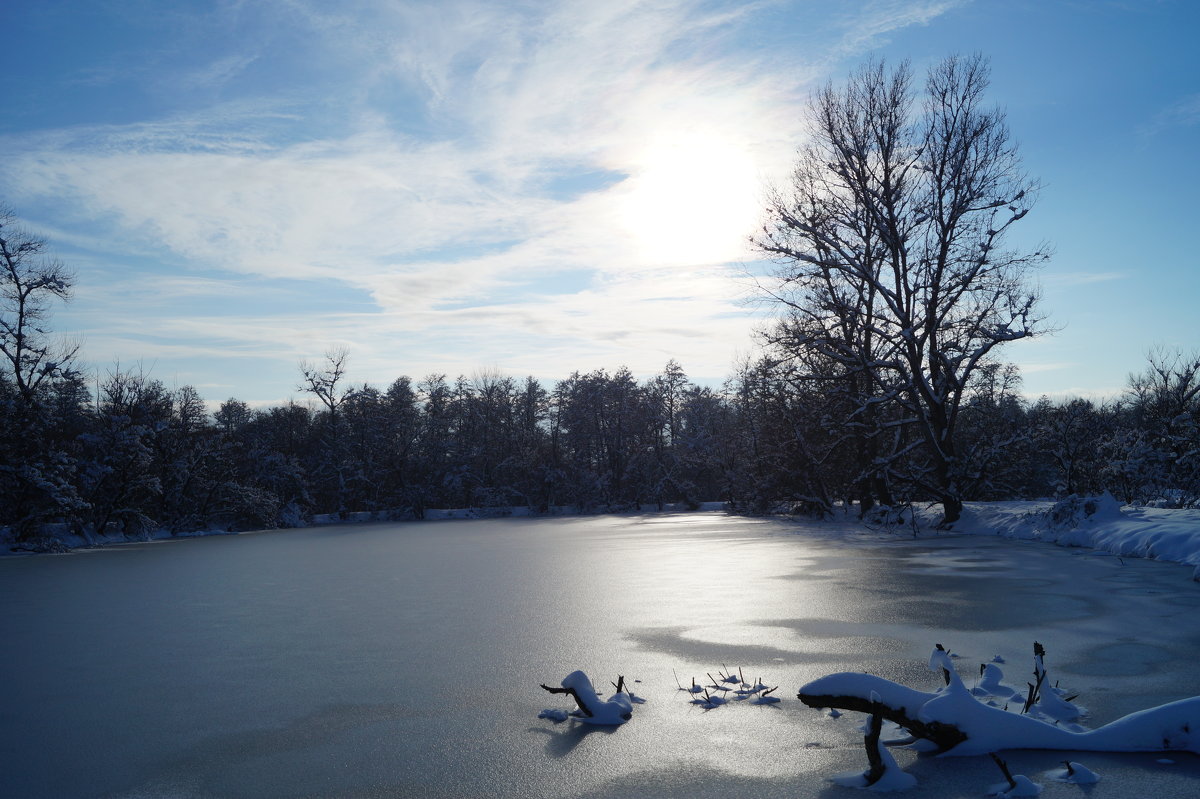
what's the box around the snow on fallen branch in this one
[798,643,1200,758]
[539,670,645,726]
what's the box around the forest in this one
[2,340,1197,548]
[3,55,1198,547]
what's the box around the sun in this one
[616,131,761,267]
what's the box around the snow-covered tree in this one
[718,357,837,514]
[1120,349,1200,505]
[1033,396,1109,497]
[75,366,172,538]
[956,362,1039,499]
[643,361,694,509]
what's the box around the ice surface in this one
[4,511,1200,798]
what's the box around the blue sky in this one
[2,0,1197,406]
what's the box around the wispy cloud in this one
[831,0,967,59]
[1139,92,1200,139]
[1042,270,1125,287]
[1,0,966,392]
[176,53,261,90]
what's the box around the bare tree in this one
[757,55,1050,524]
[298,346,352,420]
[0,206,80,405]
[298,347,352,512]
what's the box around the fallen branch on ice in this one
[798,644,1200,756]
[540,670,637,725]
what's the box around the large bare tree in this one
[757,55,1050,524]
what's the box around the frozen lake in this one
[3,511,1199,798]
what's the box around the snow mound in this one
[973,663,1009,696]
[1046,492,1123,532]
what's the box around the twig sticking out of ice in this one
[972,657,1082,724]
[747,686,781,705]
[986,774,1042,797]
[1019,643,1083,723]
[733,681,770,699]
[975,663,1009,696]
[690,689,728,710]
[683,667,781,710]
[1033,685,1081,723]
[929,644,957,687]
[705,671,735,691]
[1045,761,1100,784]
[988,754,1042,797]
[674,672,706,694]
[610,675,646,705]
[1020,642,1048,714]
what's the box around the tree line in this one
[2,338,1197,546]
[3,54,1197,546]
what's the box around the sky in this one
[2,0,1197,407]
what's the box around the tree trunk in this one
[940,494,963,527]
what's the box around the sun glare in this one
[617,132,760,267]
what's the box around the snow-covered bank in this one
[934,495,1200,575]
[1,501,729,555]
